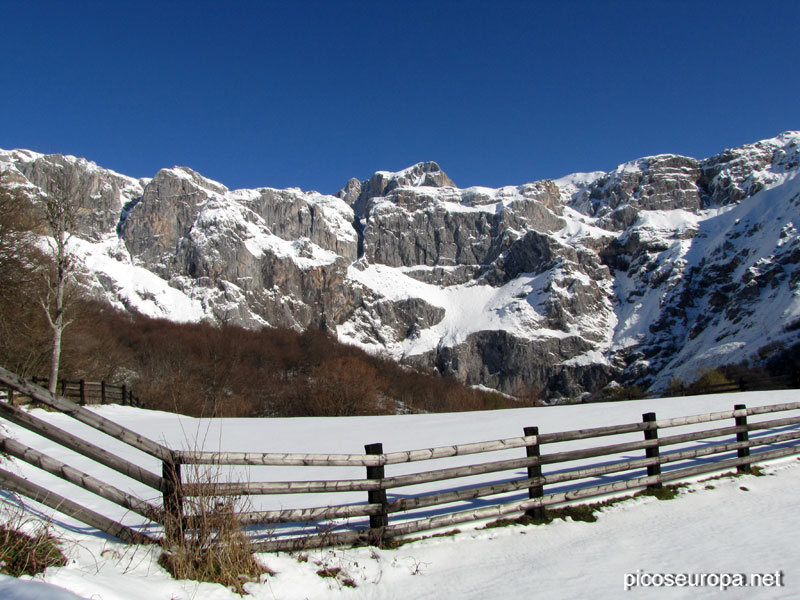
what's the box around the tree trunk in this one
[47,259,67,395]
[48,322,62,395]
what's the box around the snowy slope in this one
[1,390,799,599]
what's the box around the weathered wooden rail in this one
[1,366,799,553]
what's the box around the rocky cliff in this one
[2,131,798,399]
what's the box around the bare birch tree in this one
[40,164,81,394]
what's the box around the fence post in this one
[643,412,661,489]
[734,404,751,474]
[364,442,388,542]
[100,381,107,405]
[79,379,86,406]
[162,454,183,539]
[60,379,67,397]
[7,387,14,407]
[121,384,127,406]
[523,426,545,520]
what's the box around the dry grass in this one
[0,513,66,577]
[157,463,274,595]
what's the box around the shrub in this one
[0,521,66,577]
[687,369,735,394]
[305,356,387,416]
[602,384,646,401]
[664,377,686,397]
[158,465,273,595]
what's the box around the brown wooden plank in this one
[177,450,382,467]
[250,528,369,552]
[238,502,382,525]
[654,402,800,429]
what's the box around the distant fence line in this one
[1,365,800,553]
[9,377,143,407]
[665,373,798,397]
[573,372,799,404]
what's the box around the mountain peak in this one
[374,161,455,187]
[339,161,455,217]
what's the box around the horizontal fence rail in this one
[1,365,799,553]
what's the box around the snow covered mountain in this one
[2,132,799,399]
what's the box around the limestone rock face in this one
[700,132,800,206]
[118,167,359,329]
[122,167,219,272]
[423,330,615,398]
[0,150,144,241]
[362,183,566,271]
[570,155,703,231]
[340,161,456,217]
[4,131,800,401]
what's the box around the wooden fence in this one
[1,365,800,553]
[0,366,169,544]
[175,401,800,551]
[665,373,798,396]
[25,376,142,407]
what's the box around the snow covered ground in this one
[1,391,799,599]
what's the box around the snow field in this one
[1,390,799,598]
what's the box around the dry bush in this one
[59,299,135,383]
[304,356,387,416]
[665,376,687,397]
[688,368,735,394]
[0,507,66,577]
[600,384,646,402]
[0,177,52,377]
[158,464,273,595]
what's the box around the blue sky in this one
[2,1,798,194]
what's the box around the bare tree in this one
[40,164,81,394]
[0,173,50,376]
[0,174,35,292]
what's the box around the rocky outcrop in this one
[339,161,456,217]
[0,150,144,241]
[362,184,565,272]
[570,155,703,231]
[416,330,614,398]
[122,167,221,272]
[114,165,361,329]
[700,132,800,206]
